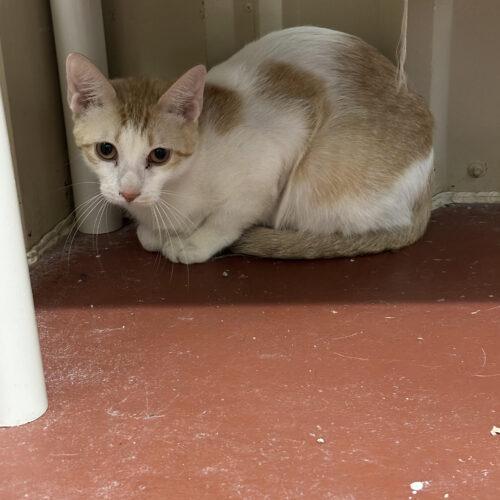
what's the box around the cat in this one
[66,26,433,264]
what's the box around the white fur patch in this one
[279,150,434,235]
[334,150,434,233]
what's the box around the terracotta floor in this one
[1,204,499,499]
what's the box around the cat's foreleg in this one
[137,224,163,252]
[161,215,243,264]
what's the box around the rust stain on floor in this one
[1,205,499,499]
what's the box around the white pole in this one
[0,63,48,427]
[50,0,122,234]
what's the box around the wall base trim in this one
[432,191,500,209]
[27,214,74,266]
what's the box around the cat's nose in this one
[120,191,140,203]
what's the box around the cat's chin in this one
[104,196,127,207]
[127,199,158,209]
[118,199,157,213]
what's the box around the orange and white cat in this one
[66,26,433,263]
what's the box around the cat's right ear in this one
[65,53,116,114]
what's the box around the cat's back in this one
[207,26,396,99]
[208,26,355,88]
[207,26,431,141]
[204,27,433,237]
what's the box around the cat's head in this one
[66,53,206,207]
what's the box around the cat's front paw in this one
[162,239,212,264]
[137,224,162,252]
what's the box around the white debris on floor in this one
[490,425,500,436]
[410,481,430,494]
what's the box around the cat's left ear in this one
[158,65,207,122]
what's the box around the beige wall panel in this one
[446,0,500,192]
[377,0,404,63]
[0,41,25,233]
[204,0,236,67]
[406,0,441,191]
[256,0,283,37]
[102,0,207,79]
[205,0,259,67]
[0,0,71,248]
[233,0,259,51]
[428,0,453,193]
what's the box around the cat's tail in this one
[231,204,430,259]
[231,224,424,259]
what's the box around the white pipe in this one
[50,0,122,234]
[0,60,48,427]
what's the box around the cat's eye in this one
[96,142,117,161]
[147,147,171,166]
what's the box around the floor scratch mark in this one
[332,351,369,361]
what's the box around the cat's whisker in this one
[150,206,166,273]
[157,201,189,239]
[154,204,177,280]
[156,202,190,286]
[63,196,105,266]
[157,200,193,235]
[133,198,195,234]
[61,194,103,259]
[159,199,195,230]
[150,207,162,271]
[158,206,192,280]
[53,181,99,193]
[72,198,105,259]
[64,193,103,222]
[93,199,109,257]
[91,201,102,254]
[159,189,215,203]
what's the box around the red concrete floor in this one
[1,204,499,499]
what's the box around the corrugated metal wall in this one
[2,0,498,247]
[0,0,71,248]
